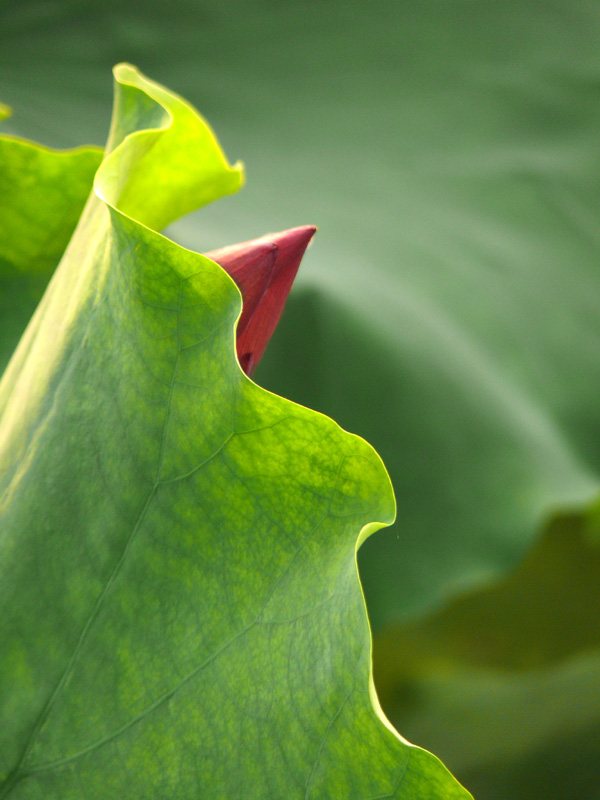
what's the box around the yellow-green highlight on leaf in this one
[0,66,470,798]
[101,63,245,231]
[0,103,11,122]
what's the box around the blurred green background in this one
[2,1,600,797]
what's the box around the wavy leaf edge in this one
[0,63,473,799]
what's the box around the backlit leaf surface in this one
[0,65,469,799]
[4,4,600,795]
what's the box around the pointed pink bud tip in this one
[205,225,317,376]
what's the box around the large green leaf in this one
[0,65,469,799]
[2,0,600,629]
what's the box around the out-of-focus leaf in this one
[378,651,600,800]
[373,510,600,798]
[375,511,600,677]
[0,135,103,370]
[0,65,469,800]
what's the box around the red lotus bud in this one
[206,225,316,376]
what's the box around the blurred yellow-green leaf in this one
[374,509,600,798]
[0,135,102,370]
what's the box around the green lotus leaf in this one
[4,0,600,635]
[5,5,600,795]
[0,65,469,799]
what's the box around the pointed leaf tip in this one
[206,225,316,376]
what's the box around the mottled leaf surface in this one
[0,66,469,799]
[3,0,600,632]
[4,4,600,796]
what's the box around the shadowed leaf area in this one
[0,66,470,799]
[374,510,600,799]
